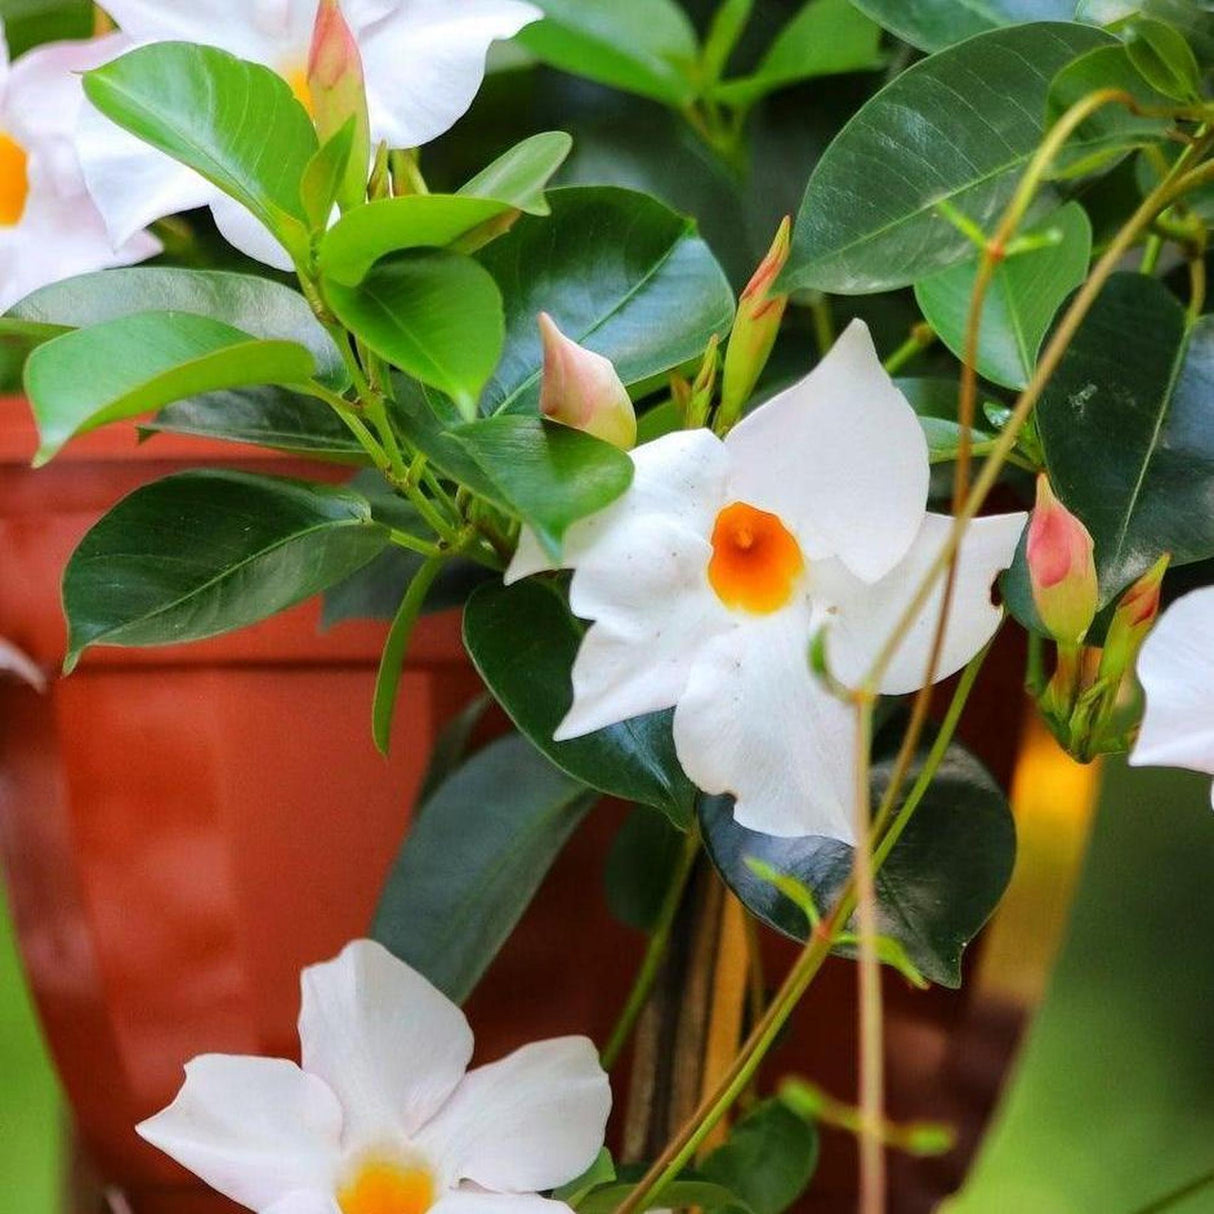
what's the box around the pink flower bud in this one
[538,312,637,449]
[1027,474,1098,644]
[720,217,791,421]
[308,0,371,210]
[1099,552,1170,681]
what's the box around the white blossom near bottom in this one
[508,320,1027,841]
[0,24,156,313]
[1130,585,1214,806]
[138,940,611,1214]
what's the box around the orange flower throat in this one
[708,501,804,614]
[0,132,30,227]
[337,1161,434,1214]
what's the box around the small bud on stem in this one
[1027,474,1098,645]
[308,0,371,211]
[538,313,637,449]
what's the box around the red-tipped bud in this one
[720,216,791,423]
[308,0,371,210]
[1099,552,1170,681]
[1027,474,1098,644]
[538,312,636,449]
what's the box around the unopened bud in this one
[538,312,636,449]
[1027,474,1098,644]
[308,0,371,210]
[720,216,791,423]
[686,334,720,431]
[1099,553,1170,681]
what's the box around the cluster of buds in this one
[1027,473,1169,759]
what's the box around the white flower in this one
[138,940,611,1214]
[508,320,1027,841]
[0,23,156,313]
[78,0,541,268]
[1129,585,1214,806]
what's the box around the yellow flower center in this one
[708,501,804,615]
[284,64,314,115]
[0,131,30,227]
[337,1160,435,1214]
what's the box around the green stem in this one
[809,293,835,359]
[1130,1169,1214,1214]
[599,830,701,1071]
[1140,232,1164,275]
[883,322,936,375]
[387,528,444,558]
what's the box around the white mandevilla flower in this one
[138,939,611,1214]
[1129,585,1214,806]
[78,0,542,268]
[0,22,156,313]
[508,320,1028,841]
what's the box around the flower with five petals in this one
[508,320,1027,840]
[138,940,611,1214]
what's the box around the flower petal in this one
[98,0,295,60]
[358,0,541,148]
[417,1037,610,1193]
[210,193,296,269]
[506,428,728,582]
[673,604,858,841]
[1131,586,1214,776]
[266,1194,342,1214]
[723,319,929,583]
[431,1190,571,1214]
[136,1055,342,1209]
[816,512,1026,697]
[298,940,473,1148]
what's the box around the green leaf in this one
[701,1100,819,1214]
[700,735,1016,987]
[458,130,573,215]
[712,0,884,108]
[415,694,492,808]
[83,42,317,262]
[301,119,357,232]
[515,0,700,106]
[554,1149,617,1207]
[63,470,388,669]
[371,732,595,1003]
[6,266,347,389]
[320,196,518,287]
[577,1181,747,1214]
[25,312,317,465]
[325,249,504,415]
[479,187,735,414]
[1125,15,1203,100]
[463,578,697,827]
[898,378,997,464]
[605,807,687,931]
[914,202,1092,390]
[701,0,754,86]
[1035,271,1214,598]
[782,23,1113,295]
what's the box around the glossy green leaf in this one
[83,42,316,262]
[782,23,1113,294]
[605,806,687,931]
[26,312,316,465]
[1035,271,1214,598]
[700,735,1016,987]
[6,267,347,389]
[554,1150,617,1207]
[701,1100,819,1214]
[415,695,492,809]
[301,119,357,232]
[144,387,367,461]
[325,249,504,415]
[63,470,388,668]
[915,203,1092,390]
[898,378,997,464]
[479,187,735,413]
[515,0,699,105]
[372,732,595,1003]
[578,1182,745,1214]
[458,130,573,214]
[712,0,884,108]
[463,578,697,827]
[1125,15,1202,99]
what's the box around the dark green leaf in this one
[83,43,317,262]
[516,0,699,105]
[605,806,687,931]
[554,1149,617,1207]
[301,119,357,232]
[914,202,1092,390]
[1034,271,1214,599]
[577,1181,746,1214]
[479,187,735,413]
[325,249,504,415]
[416,695,492,808]
[463,578,697,827]
[898,377,997,464]
[7,266,346,388]
[26,312,316,465]
[145,386,367,461]
[782,23,1113,294]
[458,130,573,214]
[372,733,595,1003]
[1125,15,1202,100]
[848,0,1103,52]
[63,470,388,669]
[701,1100,819,1214]
[712,0,884,108]
[700,736,1016,987]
